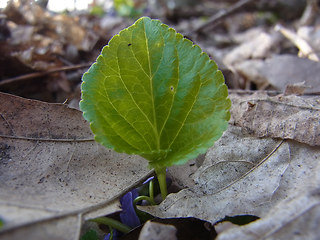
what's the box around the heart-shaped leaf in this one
[80,17,231,170]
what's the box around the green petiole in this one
[155,167,167,200]
[90,217,131,234]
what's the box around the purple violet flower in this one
[120,189,140,228]
[104,229,119,240]
[103,189,140,240]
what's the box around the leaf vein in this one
[101,74,153,151]
[167,79,201,152]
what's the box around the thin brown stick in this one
[188,0,254,34]
[0,63,91,87]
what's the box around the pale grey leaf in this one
[0,92,151,239]
[230,92,320,146]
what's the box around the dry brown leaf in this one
[140,92,320,239]
[141,126,289,220]
[165,92,320,195]
[223,31,279,66]
[230,92,320,146]
[284,81,310,96]
[0,92,151,239]
[141,124,320,239]
[263,55,320,92]
[232,59,269,89]
[234,55,320,92]
[216,188,320,239]
[138,221,177,240]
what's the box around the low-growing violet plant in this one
[82,178,157,240]
[90,189,140,240]
[80,16,230,201]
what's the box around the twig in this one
[0,63,91,87]
[188,0,254,35]
[274,24,319,62]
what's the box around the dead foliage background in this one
[0,0,320,239]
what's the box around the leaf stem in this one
[90,217,131,234]
[149,179,154,203]
[133,196,155,222]
[134,195,155,205]
[155,167,167,200]
[133,178,156,205]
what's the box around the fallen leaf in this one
[284,81,310,96]
[141,119,320,238]
[121,217,216,240]
[216,188,320,239]
[0,92,152,239]
[234,55,320,92]
[262,55,320,92]
[230,92,320,146]
[232,59,269,89]
[165,92,320,193]
[138,220,177,240]
[223,31,278,66]
[141,125,290,221]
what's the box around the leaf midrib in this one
[142,20,160,151]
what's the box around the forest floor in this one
[0,0,320,239]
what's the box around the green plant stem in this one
[149,179,154,203]
[90,217,131,234]
[133,196,155,222]
[155,167,167,200]
[134,180,156,205]
[134,195,154,205]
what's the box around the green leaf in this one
[80,229,99,240]
[80,17,231,170]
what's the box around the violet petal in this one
[120,190,140,228]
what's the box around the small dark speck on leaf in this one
[38,177,45,184]
[247,101,256,110]
[128,43,132,46]
[170,86,174,92]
